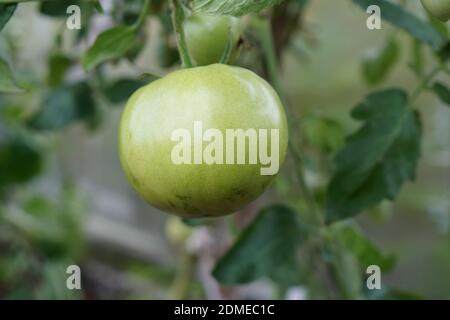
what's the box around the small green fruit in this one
[184,13,241,66]
[420,0,450,22]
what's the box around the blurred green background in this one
[0,0,449,299]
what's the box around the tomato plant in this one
[0,0,449,301]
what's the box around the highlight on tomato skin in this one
[118,64,288,218]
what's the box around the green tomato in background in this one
[420,0,450,22]
[184,13,241,66]
[119,64,288,218]
[165,216,192,245]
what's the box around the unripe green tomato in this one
[119,64,288,218]
[165,216,192,245]
[184,13,241,66]
[420,0,450,22]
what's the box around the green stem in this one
[256,16,360,300]
[411,65,442,102]
[132,0,150,30]
[168,247,195,299]
[255,18,321,225]
[170,0,194,68]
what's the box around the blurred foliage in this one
[0,0,449,300]
[0,185,85,299]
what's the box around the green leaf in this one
[192,0,283,16]
[94,0,104,14]
[294,0,310,10]
[0,57,23,93]
[431,82,450,106]
[326,89,421,223]
[0,3,17,32]
[28,82,96,131]
[410,39,424,77]
[82,25,137,71]
[0,125,43,189]
[47,54,72,87]
[302,114,345,153]
[101,78,147,104]
[39,0,79,17]
[333,223,395,272]
[212,204,304,285]
[362,38,399,85]
[353,0,447,52]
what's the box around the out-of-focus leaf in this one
[157,39,179,68]
[410,39,424,77]
[192,0,283,16]
[294,0,309,10]
[326,89,421,223]
[28,82,96,131]
[82,25,137,71]
[39,0,79,17]
[35,262,81,299]
[302,114,345,153]
[333,223,396,272]
[212,204,304,285]
[0,57,23,94]
[3,186,85,260]
[0,125,43,189]
[353,0,447,52]
[138,72,161,82]
[125,40,145,62]
[0,3,17,32]
[47,54,72,87]
[431,82,450,106]
[362,38,400,85]
[94,0,104,14]
[101,78,147,104]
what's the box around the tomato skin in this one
[184,13,241,66]
[119,64,288,218]
[421,0,450,22]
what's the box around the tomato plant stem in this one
[168,247,195,299]
[170,0,194,68]
[411,65,442,102]
[254,17,322,226]
[132,0,150,30]
[254,16,362,299]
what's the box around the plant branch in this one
[168,247,195,299]
[132,0,150,30]
[170,0,194,68]
[411,65,442,102]
[254,17,322,225]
